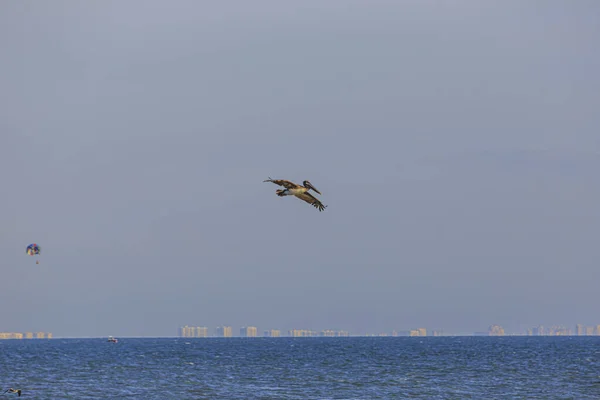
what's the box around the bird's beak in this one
[307,182,321,195]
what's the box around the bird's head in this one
[303,180,321,195]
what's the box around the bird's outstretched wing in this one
[296,192,327,212]
[263,177,301,189]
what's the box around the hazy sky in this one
[1,1,599,337]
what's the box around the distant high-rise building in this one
[288,329,317,337]
[264,329,281,337]
[408,328,427,337]
[25,332,33,339]
[318,330,349,337]
[0,333,23,339]
[179,326,208,338]
[180,326,193,337]
[196,327,209,338]
[586,326,595,336]
[488,325,505,336]
[215,326,232,337]
[240,326,258,337]
[596,325,600,336]
[576,324,584,336]
[35,332,46,339]
[431,330,443,337]
[545,326,571,336]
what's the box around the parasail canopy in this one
[26,243,41,256]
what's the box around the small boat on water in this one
[107,336,118,343]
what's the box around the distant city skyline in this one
[5,322,600,339]
[0,331,52,339]
[5,321,600,339]
[173,322,600,338]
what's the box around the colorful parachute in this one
[26,243,41,256]
[26,243,41,264]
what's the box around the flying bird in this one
[4,388,21,397]
[263,178,327,212]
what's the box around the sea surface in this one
[1,337,600,399]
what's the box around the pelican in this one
[4,388,21,396]
[263,177,327,212]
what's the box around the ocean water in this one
[1,337,600,399]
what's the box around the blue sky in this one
[1,1,599,337]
